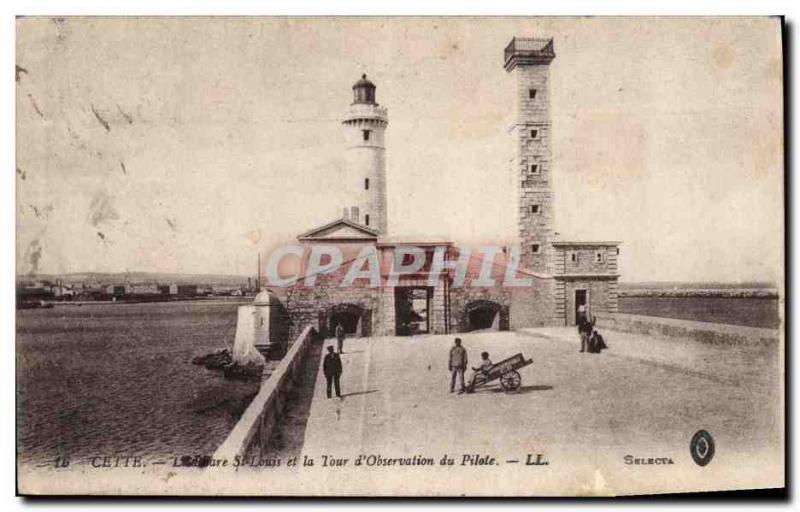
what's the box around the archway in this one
[327,304,370,337]
[465,300,508,332]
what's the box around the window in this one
[530,164,539,174]
[530,129,538,139]
[596,251,604,263]
[616,247,620,255]
[362,129,370,142]
[531,243,540,254]
[365,214,370,226]
[530,204,540,214]
[570,252,578,263]
[365,178,370,190]
[529,89,537,99]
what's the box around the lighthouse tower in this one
[341,74,389,235]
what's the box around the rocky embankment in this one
[192,348,264,381]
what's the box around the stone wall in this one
[595,312,779,346]
[449,288,511,332]
[449,277,558,331]
[213,325,319,461]
[509,278,558,328]
[284,261,381,340]
[553,245,618,275]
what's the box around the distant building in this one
[157,284,175,295]
[131,283,160,295]
[212,285,243,296]
[177,284,198,297]
[106,284,128,296]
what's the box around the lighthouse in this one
[341,74,389,235]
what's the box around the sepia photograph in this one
[14,16,784,496]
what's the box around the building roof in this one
[297,217,380,242]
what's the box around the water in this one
[16,300,258,466]
[618,296,780,329]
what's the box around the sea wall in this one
[213,325,319,461]
[594,312,779,346]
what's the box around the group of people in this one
[447,310,608,395]
[448,338,493,394]
[329,315,607,401]
[577,307,607,354]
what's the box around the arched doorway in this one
[465,300,509,331]
[327,304,370,337]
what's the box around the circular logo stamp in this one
[690,430,715,466]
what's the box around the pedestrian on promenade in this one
[335,323,345,354]
[578,314,595,353]
[323,345,343,399]
[448,338,468,394]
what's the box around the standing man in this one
[323,345,343,399]
[448,338,468,394]
[335,323,345,354]
[577,304,587,324]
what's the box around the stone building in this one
[281,37,620,340]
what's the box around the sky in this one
[15,17,783,284]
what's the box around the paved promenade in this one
[299,328,782,495]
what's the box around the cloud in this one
[24,239,43,276]
[87,192,119,227]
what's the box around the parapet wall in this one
[213,325,318,461]
[594,312,779,346]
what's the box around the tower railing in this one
[504,37,555,64]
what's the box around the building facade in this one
[281,37,621,340]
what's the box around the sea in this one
[16,300,257,466]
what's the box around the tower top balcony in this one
[504,37,555,71]
[342,102,389,126]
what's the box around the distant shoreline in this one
[618,289,779,299]
[27,296,251,308]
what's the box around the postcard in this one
[16,16,784,496]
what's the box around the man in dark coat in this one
[335,323,345,354]
[323,345,343,399]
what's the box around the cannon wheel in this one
[500,370,521,392]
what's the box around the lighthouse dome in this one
[352,73,376,104]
